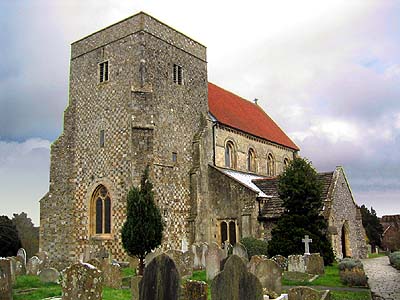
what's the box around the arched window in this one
[283,158,290,169]
[267,153,275,176]
[225,141,235,168]
[91,185,111,235]
[247,148,256,172]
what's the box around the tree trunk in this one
[138,256,145,275]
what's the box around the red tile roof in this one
[208,83,300,151]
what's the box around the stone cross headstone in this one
[181,238,189,253]
[0,258,12,300]
[288,255,306,273]
[17,248,27,266]
[254,259,282,295]
[211,255,263,300]
[62,262,102,300]
[302,235,313,255]
[39,268,60,283]
[139,254,180,300]
[205,242,223,280]
[233,242,249,261]
[26,256,41,276]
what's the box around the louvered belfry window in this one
[99,61,109,83]
[173,64,183,85]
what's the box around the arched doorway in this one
[341,221,351,258]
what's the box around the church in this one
[39,12,367,269]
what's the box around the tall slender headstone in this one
[205,242,223,280]
[0,258,12,300]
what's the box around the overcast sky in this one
[1,0,399,225]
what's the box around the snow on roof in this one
[218,168,270,198]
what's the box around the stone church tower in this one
[40,12,367,268]
[40,12,213,268]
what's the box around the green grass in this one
[368,252,386,259]
[331,290,371,300]
[121,267,136,277]
[13,275,132,300]
[283,263,344,287]
[187,270,211,300]
[13,275,61,300]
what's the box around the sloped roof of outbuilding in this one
[208,82,300,151]
[252,171,334,219]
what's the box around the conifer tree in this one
[267,157,335,264]
[121,166,164,275]
[360,205,383,249]
[0,215,22,257]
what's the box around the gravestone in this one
[205,242,223,280]
[14,258,24,276]
[139,254,180,300]
[184,280,207,300]
[62,262,102,300]
[17,248,26,266]
[288,286,321,300]
[39,268,60,283]
[288,255,306,273]
[86,258,102,271]
[0,258,12,300]
[36,251,49,269]
[131,275,142,300]
[166,249,194,278]
[144,248,162,267]
[129,257,139,270]
[26,256,41,276]
[211,255,263,300]
[8,257,16,284]
[102,261,122,288]
[272,255,288,271]
[181,238,189,253]
[222,241,233,258]
[192,243,208,270]
[305,253,324,275]
[201,243,208,269]
[233,242,249,261]
[302,235,312,255]
[248,255,266,274]
[254,259,282,295]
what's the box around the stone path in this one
[362,256,400,300]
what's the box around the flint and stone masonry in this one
[40,12,367,268]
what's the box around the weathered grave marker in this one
[0,258,12,300]
[61,262,102,300]
[305,253,324,275]
[26,256,41,276]
[233,242,249,261]
[211,255,263,300]
[39,268,60,283]
[184,280,207,300]
[139,254,180,300]
[254,259,282,295]
[288,255,306,273]
[205,242,223,280]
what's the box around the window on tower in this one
[99,61,109,83]
[173,64,183,85]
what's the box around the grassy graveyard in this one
[13,263,373,300]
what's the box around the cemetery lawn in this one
[368,252,386,259]
[13,275,131,300]
[283,263,343,287]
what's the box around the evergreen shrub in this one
[240,237,268,259]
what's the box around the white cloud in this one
[0,138,50,225]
